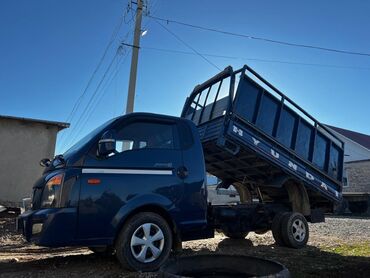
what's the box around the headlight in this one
[41,174,64,208]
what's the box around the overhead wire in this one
[60,27,135,151]
[153,19,221,71]
[67,48,132,146]
[140,45,370,71]
[58,6,126,148]
[59,5,136,151]
[64,10,125,124]
[148,14,370,58]
[59,50,122,151]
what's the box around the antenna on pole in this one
[125,0,144,114]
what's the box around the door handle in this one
[176,166,188,179]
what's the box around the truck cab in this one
[18,113,209,271]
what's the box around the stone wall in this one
[343,160,370,193]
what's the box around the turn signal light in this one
[46,174,63,187]
[88,178,101,185]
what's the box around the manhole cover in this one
[160,254,289,278]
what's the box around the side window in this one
[115,140,134,152]
[113,122,176,154]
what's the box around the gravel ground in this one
[0,216,369,277]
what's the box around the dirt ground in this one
[0,216,369,278]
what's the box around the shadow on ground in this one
[1,239,369,278]
[181,238,370,278]
[1,218,369,278]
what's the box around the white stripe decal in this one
[81,168,173,175]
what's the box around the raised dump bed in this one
[182,65,344,209]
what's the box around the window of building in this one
[343,169,350,187]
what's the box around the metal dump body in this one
[181,65,344,203]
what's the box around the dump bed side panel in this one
[197,117,225,143]
[182,65,344,204]
[227,120,341,201]
[233,72,344,185]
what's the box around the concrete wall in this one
[0,118,59,205]
[344,160,370,193]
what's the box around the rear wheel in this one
[115,212,172,271]
[271,212,288,246]
[280,212,309,249]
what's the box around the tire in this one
[223,231,249,239]
[280,212,309,249]
[115,212,172,272]
[89,246,115,256]
[271,212,288,246]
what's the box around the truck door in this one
[175,121,208,238]
[77,119,185,240]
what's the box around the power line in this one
[62,4,142,150]
[65,11,125,124]
[67,50,131,147]
[59,50,122,151]
[141,45,370,70]
[153,19,222,71]
[59,24,135,151]
[58,8,126,146]
[148,14,370,58]
[88,51,131,120]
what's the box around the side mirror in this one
[40,158,51,167]
[98,130,116,156]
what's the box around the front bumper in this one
[17,207,77,247]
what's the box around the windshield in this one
[63,118,118,157]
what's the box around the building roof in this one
[0,115,70,131]
[345,158,370,164]
[326,125,370,150]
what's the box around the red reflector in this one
[87,179,101,185]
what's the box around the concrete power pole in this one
[125,0,143,114]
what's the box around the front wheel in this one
[115,212,172,272]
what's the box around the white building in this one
[326,125,370,214]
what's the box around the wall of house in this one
[329,129,370,163]
[343,160,370,193]
[0,118,59,205]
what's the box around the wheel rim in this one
[130,223,165,263]
[291,219,306,242]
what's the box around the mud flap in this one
[310,208,325,223]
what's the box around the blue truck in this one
[18,65,344,271]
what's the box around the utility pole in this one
[125,0,143,114]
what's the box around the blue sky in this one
[1,0,370,154]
